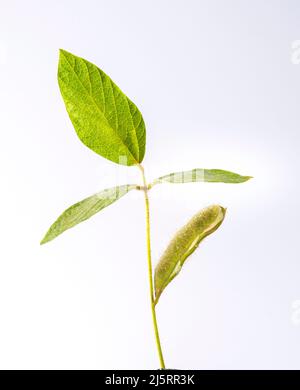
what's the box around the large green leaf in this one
[41,185,137,244]
[58,49,146,166]
[150,168,252,187]
[154,205,226,304]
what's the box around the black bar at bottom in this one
[0,370,299,386]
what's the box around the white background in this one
[1,0,300,369]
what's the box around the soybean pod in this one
[154,205,226,304]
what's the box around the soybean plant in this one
[41,50,252,369]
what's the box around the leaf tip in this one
[58,48,71,62]
[40,235,49,245]
[40,229,55,245]
[59,48,67,55]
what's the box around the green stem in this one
[139,164,165,369]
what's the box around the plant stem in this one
[139,164,165,369]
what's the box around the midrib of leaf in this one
[67,196,102,225]
[109,77,119,134]
[124,94,141,162]
[61,51,140,164]
[96,65,106,114]
[75,189,124,223]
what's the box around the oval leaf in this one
[58,49,146,166]
[151,168,252,186]
[41,185,137,244]
[154,205,226,304]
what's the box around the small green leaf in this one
[154,205,226,304]
[58,49,146,166]
[151,168,252,187]
[41,185,137,245]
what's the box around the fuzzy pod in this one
[154,205,226,304]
